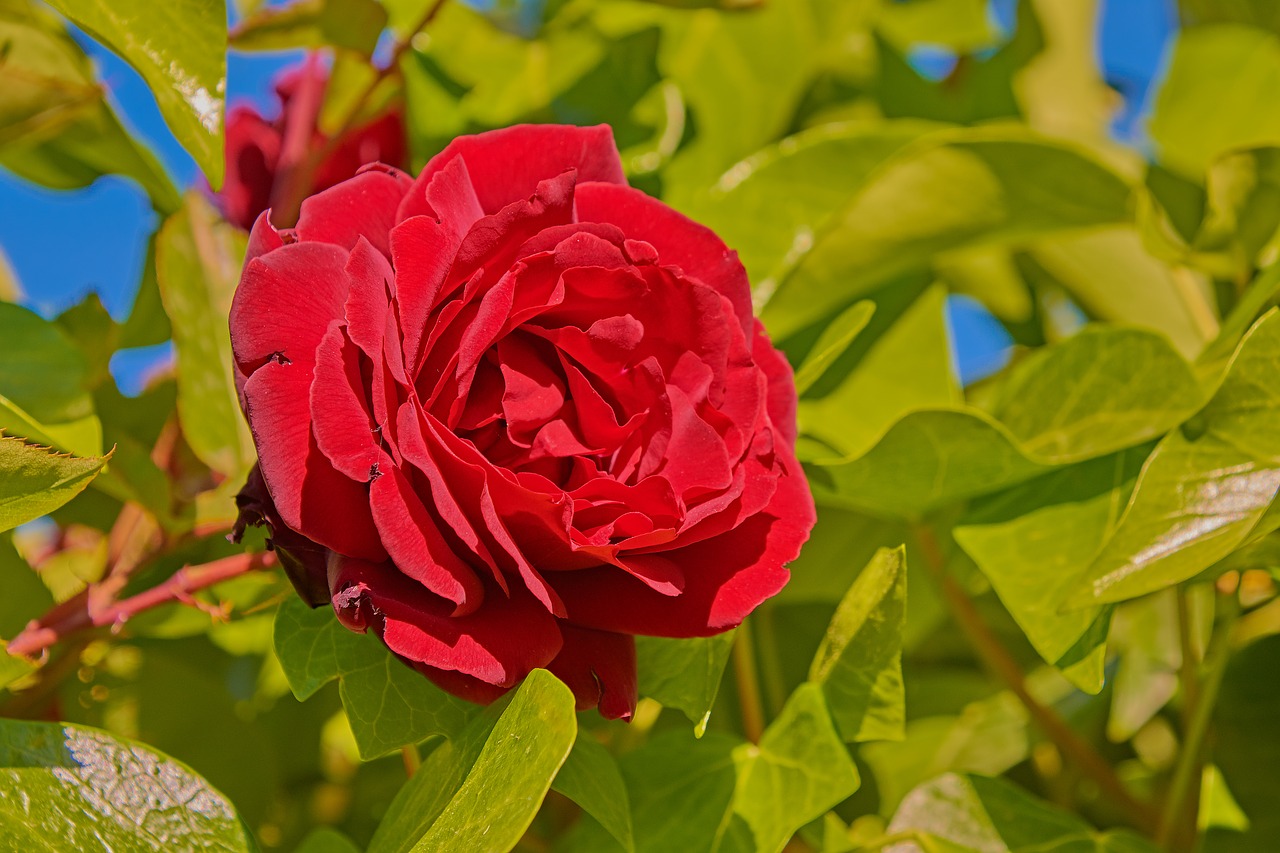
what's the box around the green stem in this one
[913,524,1161,835]
[732,619,766,743]
[1157,596,1239,851]
[401,743,421,779]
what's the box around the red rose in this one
[218,59,408,230]
[230,124,814,719]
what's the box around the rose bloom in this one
[230,124,814,719]
[218,60,407,230]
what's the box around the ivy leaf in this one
[635,633,735,735]
[0,719,253,851]
[1069,309,1280,605]
[155,193,253,479]
[44,0,228,187]
[809,546,906,742]
[272,596,475,759]
[885,773,1158,852]
[367,669,577,853]
[552,732,635,853]
[0,435,108,533]
[762,129,1133,340]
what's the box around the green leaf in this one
[1212,636,1280,848]
[295,827,362,853]
[885,772,1157,852]
[875,0,998,53]
[156,192,253,478]
[0,434,108,533]
[792,300,875,396]
[732,684,860,853]
[44,0,228,187]
[689,121,942,301]
[272,596,475,759]
[231,0,388,55]
[368,669,577,853]
[0,302,101,457]
[955,450,1146,693]
[808,546,906,742]
[0,0,179,211]
[635,632,735,735]
[1068,310,1280,605]
[552,732,635,853]
[762,128,1134,340]
[0,719,253,851]
[1150,24,1280,179]
[575,686,858,853]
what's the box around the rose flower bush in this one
[230,124,815,719]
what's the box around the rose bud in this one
[230,124,815,720]
[218,59,408,231]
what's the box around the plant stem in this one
[912,524,1161,835]
[1157,595,1239,851]
[755,603,788,717]
[732,619,766,744]
[401,743,421,779]
[6,551,276,659]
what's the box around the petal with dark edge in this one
[547,625,637,720]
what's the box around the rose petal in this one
[547,625,637,720]
[310,323,380,483]
[296,164,413,257]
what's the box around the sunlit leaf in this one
[367,669,576,853]
[0,719,253,851]
[0,434,108,533]
[635,632,734,735]
[44,0,228,186]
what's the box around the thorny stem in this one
[6,551,276,659]
[912,524,1161,836]
[732,619,766,744]
[1157,595,1240,851]
[273,0,451,226]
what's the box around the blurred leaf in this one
[0,534,53,638]
[155,192,252,478]
[635,632,734,735]
[1200,765,1250,835]
[1193,146,1280,277]
[367,669,576,853]
[1105,592,1182,742]
[861,693,1029,815]
[762,128,1133,340]
[0,719,253,851]
[0,247,20,302]
[1150,25,1280,180]
[295,827,362,853]
[1069,310,1280,605]
[875,0,996,53]
[273,597,475,759]
[885,772,1157,852]
[231,0,388,55]
[552,732,635,853]
[792,300,875,395]
[1179,0,1280,34]
[809,546,906,742]
[0,0,179,211]
[0,434,108,533]
[0,301,101,456]
[44,0,227,187]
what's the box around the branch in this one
[913,525,1161,836]
[7,551,277,659]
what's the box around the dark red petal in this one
[229,241,350,374]
[547,625,637,720]
[752,319,800,447]
[242,362,386,560]
[295,165,413,257]
[369,465,485,614]
[232,464,330,607]
[389,214,462,370]
[575,181,753,336]
[310,323,380,482]
[343,237,394,363]
[555,461,814,637]
[403,124,626,218]
[329,556,563,687]
[220,106,280,230]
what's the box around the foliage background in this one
[3,1,1280,852]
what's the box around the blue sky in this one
[0,0,1179,390]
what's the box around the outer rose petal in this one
[575,182,753,337]
[547,625,637,720]
[553,459,815,637]
[329,556,562,687]
[295,164,413,257]
[232,464,329,606]
[397,124,627,220]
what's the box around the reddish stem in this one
[7,551,276,659]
